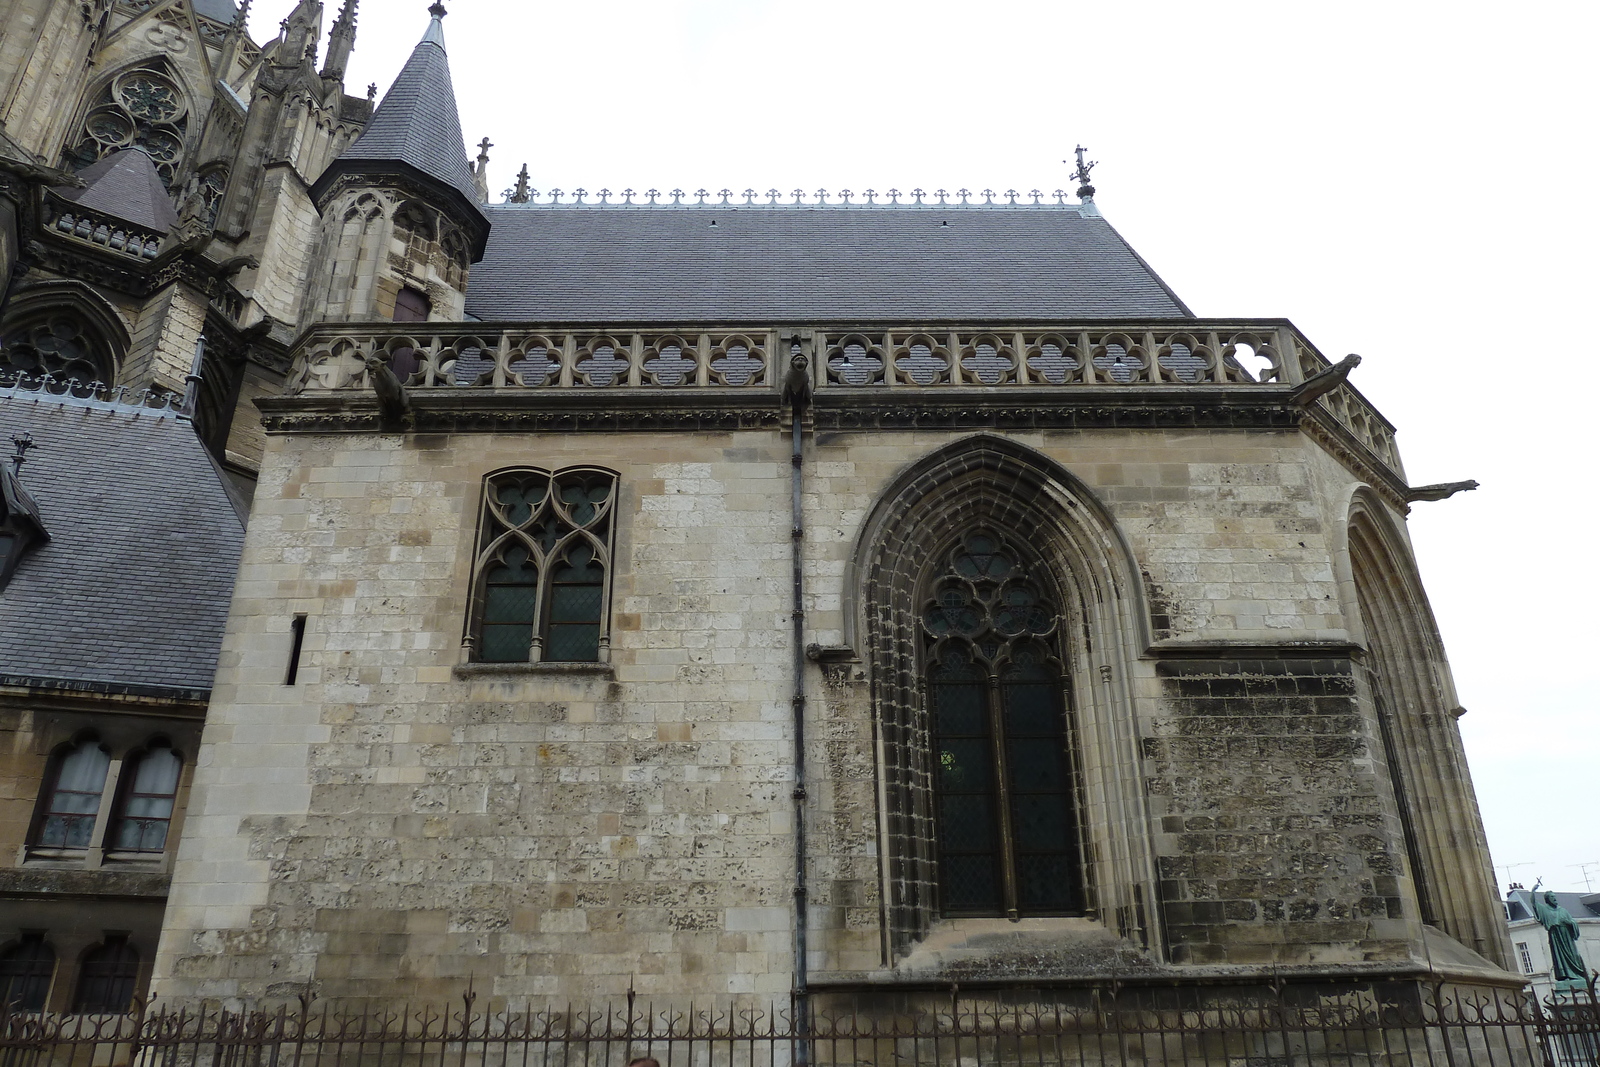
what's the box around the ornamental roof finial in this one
[1067,144,1097,202]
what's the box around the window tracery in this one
[922,531,1083,918]
[0,314,113,385]
[64,67,190,187]
[468,467,617,664]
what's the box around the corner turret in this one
[303,3,489,325]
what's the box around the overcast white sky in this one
[252,0,1598,893]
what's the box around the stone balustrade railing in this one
[284,320,1400,480]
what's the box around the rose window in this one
[1,316,112,385]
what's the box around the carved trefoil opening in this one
[922,531,1085,919]
[465,466,618,664]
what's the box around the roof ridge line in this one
[494,187,1099,212]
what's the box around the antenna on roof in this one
[1066,145,1097,202]
[1570,862,1600,894]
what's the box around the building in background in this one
[1,0,1521,1021]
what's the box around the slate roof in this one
[1507,890,1600,922]
[54,149,178,232]
[336,9,478,203]
[0,387,245,694]
[464,204,1193,322]
[191,0,239,24]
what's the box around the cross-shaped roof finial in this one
[476,137,493,166]
[1066,145,1097,202]
[9,433,36,475]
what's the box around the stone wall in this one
[153,422,1498,1003]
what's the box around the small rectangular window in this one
[1517,941,1534,974]
[285,614,307,684]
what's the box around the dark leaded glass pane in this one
[1005,738,1060,793]
[938,793,995,852]
[1010,792,1072,851]
[937,738,992,792]
[1015,854,1077,912]
[940,855,1001,913]
[545,623,599,662]
[549,581,601,623]
[484,582,536,625]
[480,623,532,662]
[932,657,985,735]
[1002,671,1059,736]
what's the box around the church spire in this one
[321,0,357,81]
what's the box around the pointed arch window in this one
[468,467,617,664]
[0,933,55,1011]
[34,740,111,849]
[923,532,1083,918]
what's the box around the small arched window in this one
[110,742,182,853]
[468,467,617,663]
[0,933,55,1011]
[73,936,138,1013]
[35,740,111,849]
[922,532,1083,918]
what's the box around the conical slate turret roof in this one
[336,4,478,202]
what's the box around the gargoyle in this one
[213,255,259,279]
[781,351,811,410]
[1291,353,1361,405]
[363,355,412,429]
[1405,479,1478,503]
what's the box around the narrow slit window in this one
[285,614,307,684]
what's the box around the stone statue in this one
[1529,880,1588,985]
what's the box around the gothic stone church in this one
[0,0,1514,1015]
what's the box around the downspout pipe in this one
[182,333,206,419]
[785,347,812,1059]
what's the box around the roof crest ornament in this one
[1068,145,1097,201]
[9,433,36,475]
[486,185,1104,211]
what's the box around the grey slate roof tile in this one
[0,391,245,693]
[337,12,478,203]
[465,205,1192,322]
[54,149,178,232]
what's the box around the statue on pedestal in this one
[1529,880,1588,988]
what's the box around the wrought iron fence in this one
[3,983,1597,1067]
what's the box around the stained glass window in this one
[36,741,110,849]
[470,468,616,663]
[923,532,1082,918]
